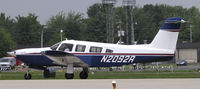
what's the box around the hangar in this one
[175,43,200,63]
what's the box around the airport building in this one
[175,43,200,63]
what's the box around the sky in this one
[0,0,199,24]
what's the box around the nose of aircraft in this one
[7,51,16,57]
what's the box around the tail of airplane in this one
[150,17,184,50]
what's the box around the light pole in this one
[41,29,43,48]
[60,29,63,42]
[117,21,125,44]
[41,26,47,48]
[41,25,47,48]
[190,24,192,43]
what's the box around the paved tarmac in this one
[0,79,200,89]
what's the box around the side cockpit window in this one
[58,43,73,52]
[106,49,113,53]
[50,42,60,50]
[89,46,102,53]
[75,45,86,52]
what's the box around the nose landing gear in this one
[24,66,32,80]
[24,73,32,80]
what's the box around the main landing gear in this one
[65,64,74,79]
[79,67,88,79]
[65,73,74,79]
[43,68,56,79]
[65,64,89,79]
[23,66,57,80]
[23,65,89,80]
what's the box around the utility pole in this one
[123,0,136,44]
[102,0,116,43]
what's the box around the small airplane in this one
[8,17,184,80]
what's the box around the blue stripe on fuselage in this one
[76,55,173,67]
[16,55,56,66]
[16,54,173,67]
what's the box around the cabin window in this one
[58,43,73,52]
[75,45,86,52]
[89,46,102,53]
[106,49,113,53]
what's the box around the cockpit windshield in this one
[50,42,60,50]
[58,43,73,52]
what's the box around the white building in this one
[176,43,200,63]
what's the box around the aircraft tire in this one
[43,69,50,78]
[24,73,32,80]
[43,68,56,78]
[79,71,88,79]
[65,73,74,79]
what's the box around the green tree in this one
[46,11,85,45]
[0,28,15,57]
[187,7,200,42]
[14,13,42,46]
[0,13,15,32]
[45,12,66,44]
[0,13,15,44]
[85,3,107,42]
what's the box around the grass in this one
[89,71,200,79]
[1,70,200,80]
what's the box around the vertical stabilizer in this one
[150,17,184,50]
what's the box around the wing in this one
[41,50,88,67]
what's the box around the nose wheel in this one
[24,65,32,80]
[24,73,32,80]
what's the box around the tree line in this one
[0,3,200,57]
